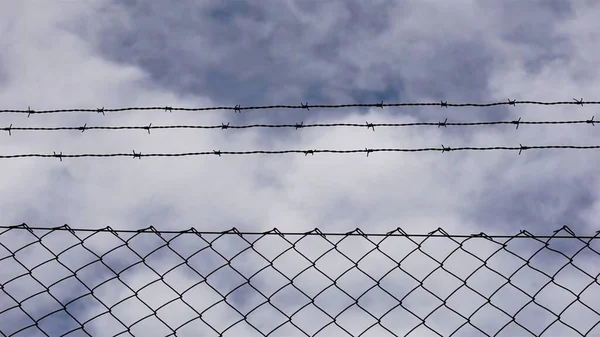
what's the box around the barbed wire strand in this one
[1,145,600,160]
[1,224,599,336]
[0,98,595,116]
[1,117,598,135]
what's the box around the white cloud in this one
[0,0,599,336]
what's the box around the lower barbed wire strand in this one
[1,145,600,159]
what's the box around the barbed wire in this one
[0,98,595,116]
[1,145,600,161]
[2,116,598,135]
[0,224,598,336]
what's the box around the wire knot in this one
[295,122,304,130]
[4,124,12,136]
[518,143,528,155]
[97,107,105,116]
[512,117,521,130]
[79,123,87,133]
[101,226,120,237]
[440,101,448,108]
[213,150,221,157]
[234,105,242,113]
[53,224,75,235]
[132,150,141,159]
[386,227,408,236]
[470,232,493,241]
[13,223,33,234]
[304,149,315,156]
[519,229,535,237]
[508,98,516,106]
[310,228,326,239]
[53,151,63,161]
[552,226,576,239]
[346,228,367,238]
[365,148,373,157]
[428,228,450,236]
[441,144,452,153]
[221,122,230,129]
[366,122,375,131]
[27,106,35,118]
[301,102,310,111]
[222,227,242,237]
[376,100,384,109]
[144,123,152,134]
[573,98,584,106]
[164,106,172,113]
[438,118,448,128]
[268,228,285,238]
[587,116,595,126]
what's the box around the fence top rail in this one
[1,223,598,239]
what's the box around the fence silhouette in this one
[1,224,599,336]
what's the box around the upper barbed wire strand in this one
[0,98,594,115]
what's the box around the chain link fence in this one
[1,224,599,336]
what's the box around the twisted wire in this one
[1,117,598,135]
[1,145,600,160]
[1,98,595,115]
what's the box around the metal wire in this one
[1,98,595,116]
[2,117,598,135]
[1,145,600,161]
[1,224,598,239]
[0,224,599,336]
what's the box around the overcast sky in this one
[1,1,600,336]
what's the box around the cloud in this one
[1,0,599,336]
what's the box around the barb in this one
[0,225,598,336]
[2,99,600,115]
[1,145,600,160]
[3,118,600,135]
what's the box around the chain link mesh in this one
[1,225,599,336]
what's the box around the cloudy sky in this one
[1,1,600,336]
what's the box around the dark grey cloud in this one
[81,1,498,126]
[77,0,577,148]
